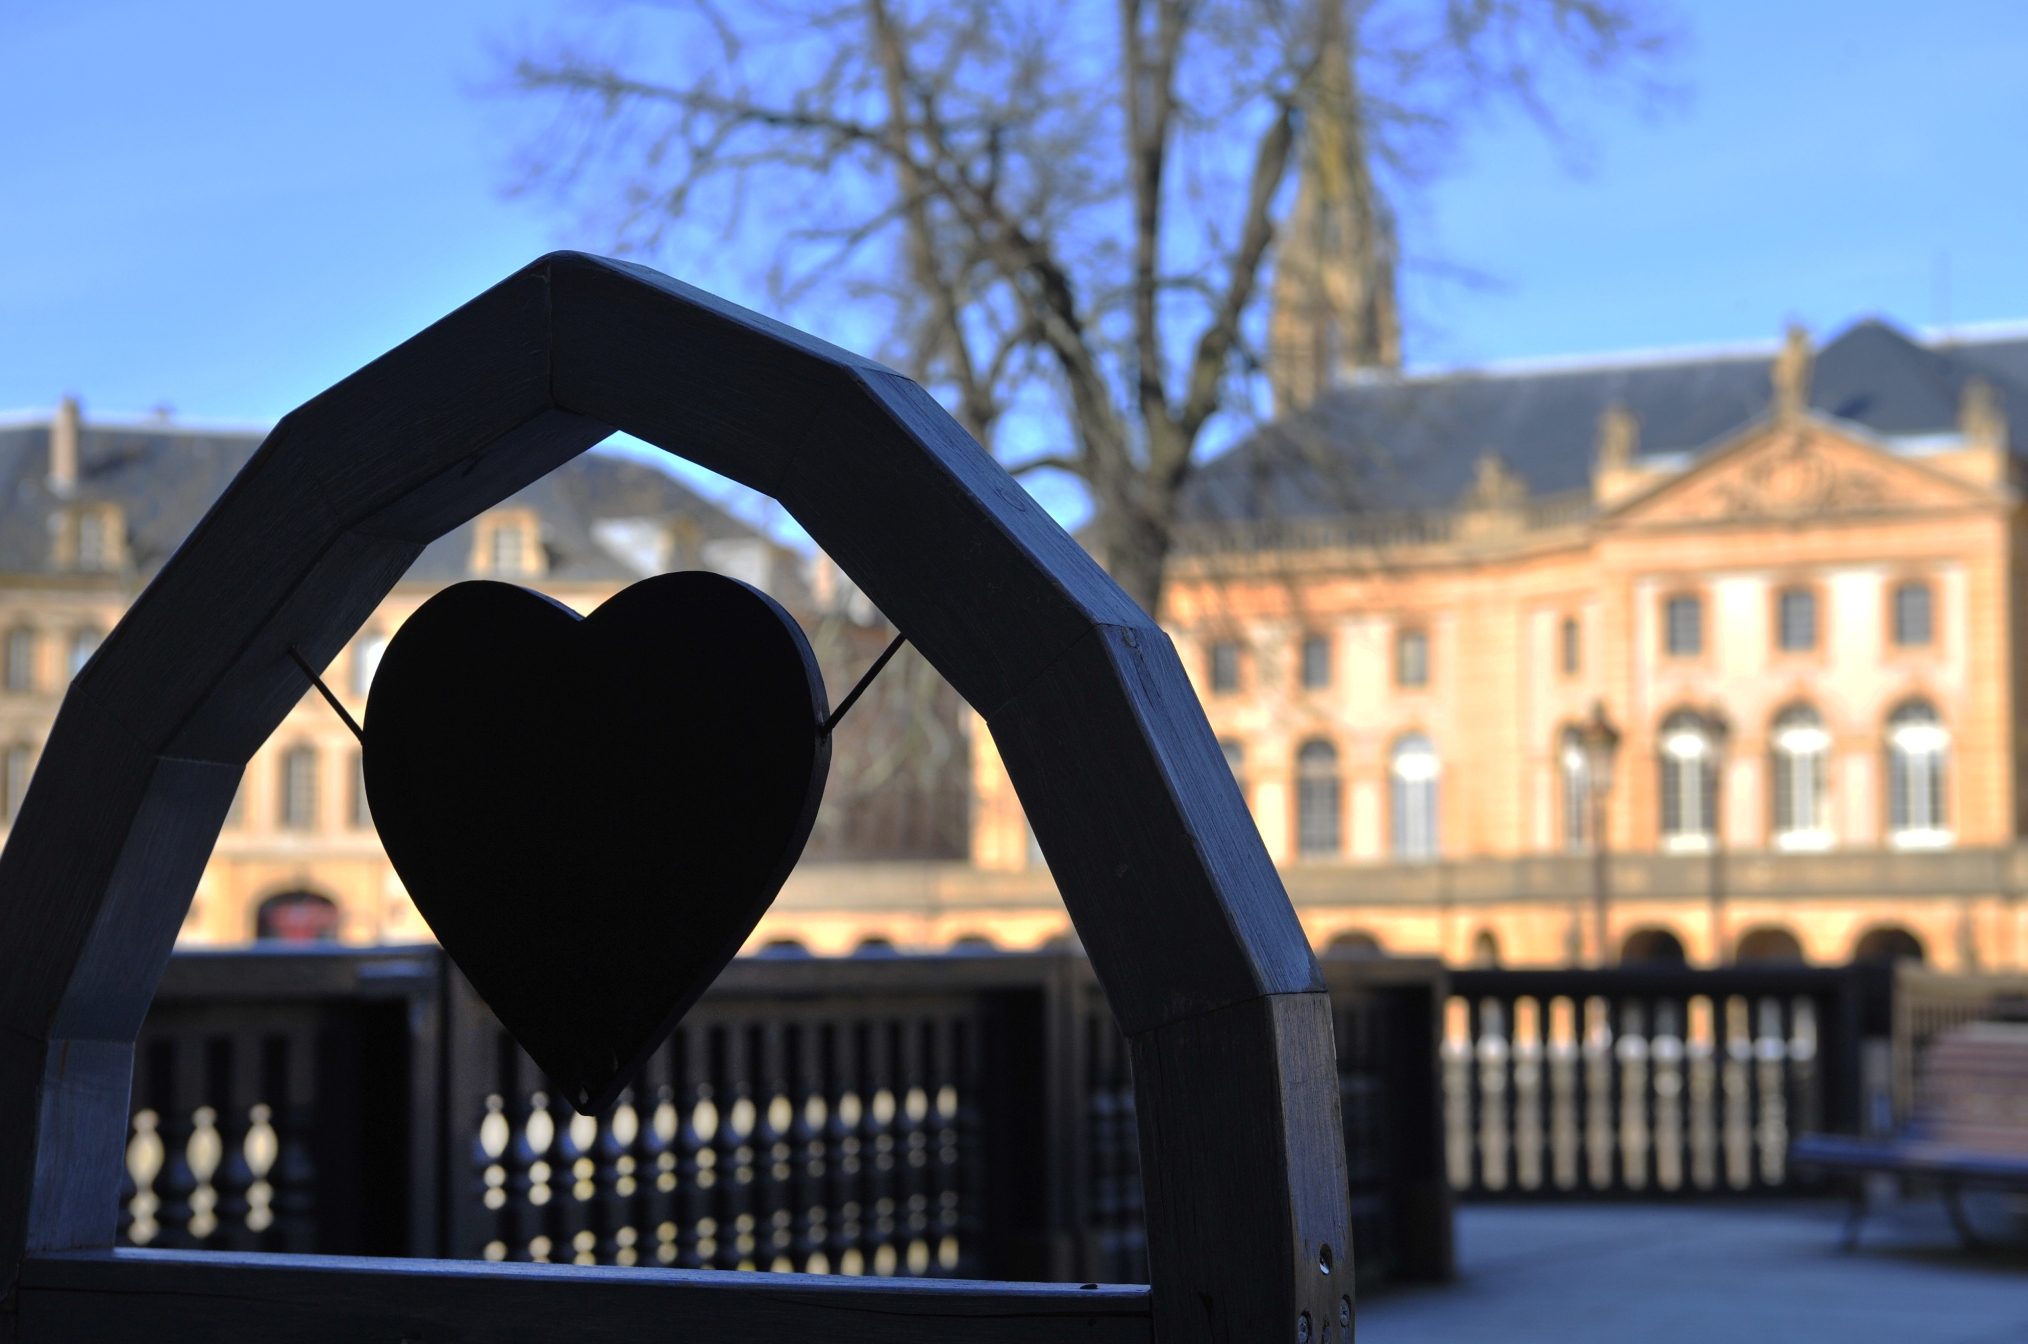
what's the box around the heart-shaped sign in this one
[364,571,829,1114]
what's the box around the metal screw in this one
[1340,1295,1353,1327]
[1297,1310,1312,1343]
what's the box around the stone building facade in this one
[16,316,2028,970]
[0,401,966,948]
[1121,320,2028,970]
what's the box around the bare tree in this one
[503,0,1670,614]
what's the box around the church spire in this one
[1268,2,1400,415]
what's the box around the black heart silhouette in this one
[363,572,829,1113]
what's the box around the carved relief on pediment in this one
[1633,429,1958,525]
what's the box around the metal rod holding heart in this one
[289,571,907,1116]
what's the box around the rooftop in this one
[1186,320,2028,524]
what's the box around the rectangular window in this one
[3,629,35,694]
[1297,777,1341,855]
[68,628,101,680]
[1893,582,1933,647]
[1664,595,1702,656]
[1396,630,1429,687]
[281,747,319,831]
[1300,636,1331,690]
[2,745,31,822]
[351,751,372,829]
[1560,617,1580,676]
[1777,588,1816,651]
[77,511,107,571]
[1209,642,1240,693]
[491,524,525,576]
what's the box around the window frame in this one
[1207,640,1242,694]
[1885,699,1950,849]
[1773,584,1820,655]
[1299,634,1332,691]
[1769,703,1832,851]
[1658,710,1717,853]
[1389,732,1440,861]
[279,744,320,832]
[1294,738,1342,858]
[1889,579,1935,651]
[1395,627,1430,689]
[1661,592,1703,659]
[3,627,36,694]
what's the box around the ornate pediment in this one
[1612,423,1984,527]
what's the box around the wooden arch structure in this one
[0,255,1347,1342]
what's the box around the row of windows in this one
[1660,581,1933,659]
[225,745,372,834]
[1,625,103,693]
[1634,699,1949,851]
[1226,697,1952,863]
[1212,581,1939,698]
[1209,629,1430,695]
[1223,735,1441,861]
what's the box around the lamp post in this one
[1703,707,1731,965]
[1581,701,1622,967]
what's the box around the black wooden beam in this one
[18,1250,1151,1344]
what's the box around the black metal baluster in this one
[259,1034,315,1252]
[209,1035,254,1249]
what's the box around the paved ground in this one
[1360,1196,2028,1344]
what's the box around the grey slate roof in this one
[0,419,768,585]
[1183,320,2028,522]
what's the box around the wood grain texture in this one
[986,624,1319,1031]
[0,250,1348,1342]
[1130,992,1350,1344]
[18,1250,1152,1344]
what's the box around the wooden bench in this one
[0,253,1352,1341]
[1792,1021,2028,1250]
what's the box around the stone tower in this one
[1268,3,1401,414]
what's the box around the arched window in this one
[1391,734,1440,860]
[1770,704,1831,850]
[1471,929,1501,968]
[1621,927,1686,965]
[280,745,319,831]
[255,890,340,942]
[756,938,813,959]
[1326,930,1383,959]
[1559,726,1590,852]
[852,935,899,958]
[1886,700,1949,847]
[1735,925,1805,964]
[1853,925,1925,963]
[1659,711,1716,852]
[1296,739,1341,857]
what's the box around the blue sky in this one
[4,0,2026,530]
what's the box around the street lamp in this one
[1580,700,1621,967]
[1701,707,1731,964]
